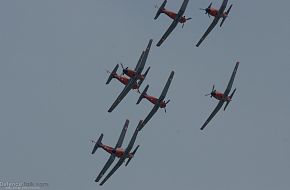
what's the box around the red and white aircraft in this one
[107,39,152,113]
[155,0,191,46]
[196,0,232,47]
[91,119,141,185]
[201,61,239,130]
[137,71,174,130]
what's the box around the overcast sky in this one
[0,0,290,189]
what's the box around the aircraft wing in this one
[140,104,160,129]
[156,19,179,47]
[114,119,129,149]
[177,0,190,17]
[196,16,220,47]
[135,39,153,73]
[124,120,141,153]
[95,154,116,182]
[224,62,239,96]
[158,71,175,101]
[107,76,137,112]
[200,100,224,130]
[99,156,125,186]
[218,0,228,16]
[134,51,144,71]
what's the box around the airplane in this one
[154,0,191,47]
[91,119,141,185]
[137,71,174,130]
[196,0,233,47]
[200,61,239,130]
[107,39,153,112]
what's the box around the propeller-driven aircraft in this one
[155,0,191,47]
[137,71,174,130]
[107,39,153,113]
[201,61,239,130]
[196,0,232,47]
[91,119,141,185]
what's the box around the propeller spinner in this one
[120,63,128,75]
[205,85,215,97]
[200,2,212,18]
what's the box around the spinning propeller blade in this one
[208,2,212,9]
[166,99,170,104]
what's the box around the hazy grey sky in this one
[0,0,290,189]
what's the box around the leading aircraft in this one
[137,71,174,130]
[155,0,191,47]
[91,119,141,185]
[200,61,239,130]
[107,39,153,112]
[196,0,232,47]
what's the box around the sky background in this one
[0,0,290,189]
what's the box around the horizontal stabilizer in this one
[220,4,232,27]
[106,64,119,84]
[137,85,149,104]
[92,134,103,154]
[137,67,150,87]
[154,0,167,20]
[125,145,140,166]
[224,88,236,111]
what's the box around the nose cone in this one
[160,101,166,108]
[205,8,210,14]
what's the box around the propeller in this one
[205,85,215,98]
[166,99,170,104]
[199,2,212,18]
[182,17,192,28]
[163,99,170,113]
[120,63,128,75]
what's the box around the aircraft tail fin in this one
[125,145,140,166]
[106,64,119,84]
[154,0,167,20]
[137,85,149,104]
[220,4,232,27]
[137,67,150,87]
[224,88,236,111]
[91,134,103,154]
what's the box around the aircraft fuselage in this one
[207,8,228,18]
[112,73,139,89]
[144,94,166,108]
[212,91,231,101]
[123,69,144,80]
[99,144,133,158]
[161,8,187,23]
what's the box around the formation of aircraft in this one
[93,0,239,185]
[196,0,233,47]
[137,71,174,130]
[107,39,153,113]
[201,61,239,130]
[91,119,141,186]
[155,0,191,47]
